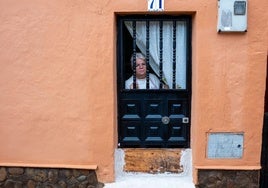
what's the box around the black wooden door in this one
[117,15,191,148]
[118,90,190,148]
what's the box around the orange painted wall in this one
[0,0,267,183]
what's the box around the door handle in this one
[161,116,170,124]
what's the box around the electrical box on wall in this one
[207,133,244,159]
[217,0,247,32]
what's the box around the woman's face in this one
[135,58,147,79]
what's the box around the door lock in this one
[161,116,170,124]
[182,117,189,124]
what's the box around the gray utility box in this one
[217,0,247,32]
[207,133,244,159]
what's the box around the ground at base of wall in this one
[105,173,195,188]
[196,169,259,188]
[0,166,104,188]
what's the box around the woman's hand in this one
[130,83,139,89]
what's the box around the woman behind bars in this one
[125,53,168,89]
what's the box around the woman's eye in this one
[136,63,146,67]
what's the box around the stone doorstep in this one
[123,148,184,174]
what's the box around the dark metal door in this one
[117,15,191,148]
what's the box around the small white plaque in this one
[148,0,164,11]
[207,133,244,159]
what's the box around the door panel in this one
[118,91,190,148]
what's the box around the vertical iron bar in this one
[146,21,150,89]
[132,21,137,89]
[172,21,177,89]
[159,21,163,89]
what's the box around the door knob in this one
[161,116,170,124]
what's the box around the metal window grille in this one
[119,16,191,91]
[131,20,173,89]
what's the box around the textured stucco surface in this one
[0,0,267,183]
